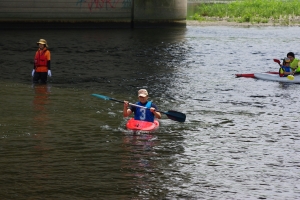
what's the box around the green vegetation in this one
[190,0,300,24]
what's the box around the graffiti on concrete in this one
[76,0,132,11]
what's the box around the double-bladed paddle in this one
[91,94,186,122]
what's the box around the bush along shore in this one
[190,0,300,26]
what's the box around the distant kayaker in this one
[123,89,161,122]
[32,39,51,84]
[287,52,300,74]
[279,58,292,77]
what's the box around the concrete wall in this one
[0,0,131,22]
[134,0,186,21]
[0,0,186,28]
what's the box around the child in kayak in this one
[123,89,161,122]
[279,57,292,77]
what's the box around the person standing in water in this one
[32,39,51,84]
[123,89,161,122]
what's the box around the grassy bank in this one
[191,0,300,25]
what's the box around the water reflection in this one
[121,131,159,196]
[32,84,51,150]
[31,84,52,193]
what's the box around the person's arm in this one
[47,51,51,76]
[150,104,161,119]
[33,51,37,69]
[32,53,36,76]
[123,101,132,117]
[47,60,51,70]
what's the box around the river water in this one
[1,26,300,199]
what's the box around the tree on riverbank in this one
[191,0,300,25]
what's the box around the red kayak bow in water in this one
[126,118,159,131]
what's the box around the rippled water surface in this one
[1,26,300,199]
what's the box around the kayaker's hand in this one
[124,101,129,108]
[150,107,162,119]
[150,107,156,113]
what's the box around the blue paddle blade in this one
[91,94,111,100]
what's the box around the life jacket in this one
[279,66,291,77]
[134,101,155,122]
[34,48,49,72]
[290,58,300,73]
[290,58,299,70]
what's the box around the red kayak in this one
[236,71,278,78]
[126,118,159,131]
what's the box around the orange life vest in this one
[34,49,50,72]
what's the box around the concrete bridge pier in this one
[133,0,187,27]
